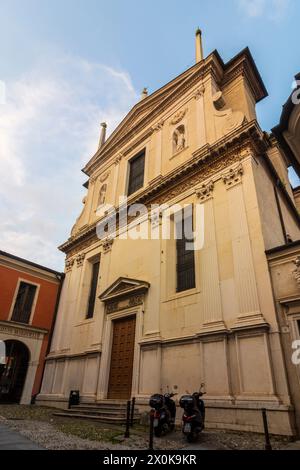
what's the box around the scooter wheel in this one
[154,427,162,437]
[187,433,195,443]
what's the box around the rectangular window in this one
[176,211,195,292]
[86,260,100,319]
[127,150,145,196]
[297,320,300,336]
[11,282,37,324]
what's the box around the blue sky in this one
[0,0,299,270]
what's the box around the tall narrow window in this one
[11,282,37,324]
[86,260,100,319]
[176,211,195,292]
[127,150,145,196]
[297,320,300,336]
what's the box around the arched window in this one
[98,184,107,206]
[173,125,186,154]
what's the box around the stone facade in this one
[38,40,300,435]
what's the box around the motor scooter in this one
[179,384,206,442]
[149,392,177,437]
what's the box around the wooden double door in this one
[107,316,136,399]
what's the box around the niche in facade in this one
[172,125,186,154]
[98,183,107,206]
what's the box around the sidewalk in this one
[0,423,44,450]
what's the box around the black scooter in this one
[179,385,206,442]
[149,392,177,437]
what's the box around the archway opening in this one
[0,340,30,403]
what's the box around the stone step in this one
[53,412,140,424]
[66,408,138,418]
[54,399,141,425]
[73,402,128,410]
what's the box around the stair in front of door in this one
[53,400,140,425]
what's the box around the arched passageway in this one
[0,340,30,403]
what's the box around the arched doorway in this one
[0,340,30,403]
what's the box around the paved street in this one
[0,423,44,450]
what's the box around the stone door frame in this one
[96,304,143,400]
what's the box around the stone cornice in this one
[139,322,269,348]
[0,251,63,284]
[266,240,300,262]
[222,47,268,103]
[59,121,266,256]
[0,320,48,340]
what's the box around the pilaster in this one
[197,180,226,332]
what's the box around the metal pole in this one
[262,408,272,450]
[124,400,131,438]
[130,397,136,427]
[149,410,154,450]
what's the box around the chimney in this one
[195,27,204,63]
[98,122,107,149]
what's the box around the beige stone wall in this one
[37,50,300,435]
[253,154,299,249]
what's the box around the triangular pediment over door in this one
[99,277,150,302]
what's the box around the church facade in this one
[37,32,300,436]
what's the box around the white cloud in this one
[0,54,138,270]
[238,0,290,21]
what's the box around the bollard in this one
[130,397,136,427]
[262,408,272,450]
[124,400,131,438]
[149,410,154,450]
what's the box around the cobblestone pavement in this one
[0,414,294,450]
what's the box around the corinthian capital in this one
[65,257,75,272]
[222,163,243,188]
[196,180,214,202]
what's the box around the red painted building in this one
[0,251,64,404]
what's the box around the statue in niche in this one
[98,184,107,206]
[173,125,186,153]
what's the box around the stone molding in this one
[222,163,244,188]
[76,252,85,267]
[293,256,300,284]
[194,84,205,100]
[102,238,114,253]
[196,180,214,202]
[99,171,110,182]
[151,211,163,229]
[106,294,144,314]
[152,119,164,132]
[139,322,269,348]
[170,108,187,125]
[114,153,123,165]
[65,258,75,272]
[0,320,48,340]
